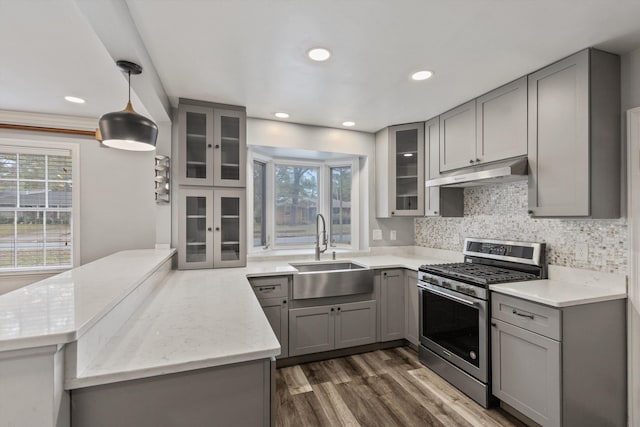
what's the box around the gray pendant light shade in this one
[99,60,158,152]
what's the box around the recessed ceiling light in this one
[307,47,331,62]
[411,70,434,81]
[64,96,85,104]
[274,112,290,119]
[342,121,355,127]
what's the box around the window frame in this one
[248,151,359,253]
[0,138,80,274]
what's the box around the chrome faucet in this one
[315,213,328,261]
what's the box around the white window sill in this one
[248,247,357,262]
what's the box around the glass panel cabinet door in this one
[178,105,214,186]
[390,123,424,216]
[213,189,246,268]
[179,189,213,269]
[213,109,246,187]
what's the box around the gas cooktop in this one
[418,262,539,286]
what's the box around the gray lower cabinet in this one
[404,270,419,346]
[492,318,561,426]
[260,297,288,359]
[379,269,405,342]
[491,293,626,427]
[289,300,376,357]
[250,276,290,359]
[527,48,620,218]
[334,300,377,349]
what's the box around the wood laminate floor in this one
[276,346,525,427]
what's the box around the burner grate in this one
[419,262,538,285]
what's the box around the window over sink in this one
[250,148,358,252]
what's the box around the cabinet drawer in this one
[249,276,289,299]
[492,293,561,340]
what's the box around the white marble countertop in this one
[490,265,627,307]
[66,253,452,388]
[0,249,176,352]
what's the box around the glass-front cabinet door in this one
[178,105,214,186]
[214,109,246,187]
[178,188,213,269]
[213,189,246,267]
[390,123,424,216]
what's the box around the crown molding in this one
[0,110,98,132]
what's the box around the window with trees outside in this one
[252,156,356,251]
[0,147,74,271]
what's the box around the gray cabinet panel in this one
[528,49,590,217]
[527,48,621,218]
[260,297,288,359]
[289,306,334,356]
[376,123,424,217]
[178,104,214,186]
[492,319,561,427]
[177,188,214,269]
[335,300,377,349]
[425,117,464,217]
[213,188,246,268]
[213,109,246,187]
[476,76,527,163]
[405,270,419,346]
[380,269,405,342]
[440,100,476,172]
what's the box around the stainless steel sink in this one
[289,261,373,299]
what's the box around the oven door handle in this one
[418,283,478,307]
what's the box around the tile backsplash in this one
[414,181,628,274]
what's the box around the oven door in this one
[418,282,488,383]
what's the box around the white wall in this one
[0,127,157,269]
[623,46,640,427]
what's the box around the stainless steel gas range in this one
[417,237,546,408]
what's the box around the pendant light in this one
[99,60,158,151]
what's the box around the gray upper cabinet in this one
[379,269,405,342]
[178,104,214,186]
[439,100,476,172]
[375,123,425,217]
[213,109,246,187]
[177,102,246,188]
[527,49,620,218]
[425,117,464,217]
[476,76,527,163]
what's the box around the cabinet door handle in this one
[433,211,438,215]
[215,144,220,149]
[337,307,341,311]
[512,309,534,320]
[282,300,287,305]
[207,227,212,232]
[469,159,474,164]
[208,144,212,148]
[259,286,276,292]
[330,307,335,312]
[491,322,497,327]
[527,210,534,215]
[215,227,220,231]
[475,158,481,162]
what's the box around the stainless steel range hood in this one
[425,157,528,188]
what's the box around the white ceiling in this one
[2,0,640,133]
